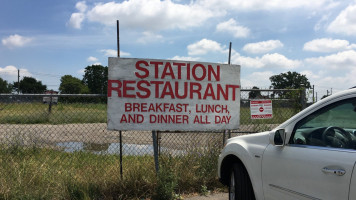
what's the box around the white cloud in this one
[67,1,87,29]
[314,14,330,31]
[305,50,356,70]
[243,40,283,54]
[241,71,274,88]
[137,31,163,44]
[0,65,32,82]
[87,56,98,62]
[327,4,356,35]
[86,0,217,31]
[232,54,265,68]
[303,38,356,53]
[76,1,87,13]
[70,0,334,32]
[120,51,131,57]
[187,39,227,56]
[197,0,332,11]
[231,52,300,69]
[300,70,321,80]
[68,13,85,29]
[2,34,33,48]
[170,56,201,61]
[307,68,356,94]
[261,53,301,69]
[216,19,250,38]
[101,49,131,57]
[77,68,85,75]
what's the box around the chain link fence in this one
[0,89,305,199]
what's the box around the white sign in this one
[250,99,273,119]
[107,58,241,131]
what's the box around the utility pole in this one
[117,20,120,57]
[17,69,20,94]
[117,19,123,179]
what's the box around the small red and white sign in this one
[250,99,273,119]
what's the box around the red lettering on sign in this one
[151,81,164,98]
[189,82,202,99]
[107,80,122,97]
[196,104,228,113]
[193,115,211,124]
[135,60,149,78]
[149,114,189,124]
[120,114,144,123]
[173,62,185,79]
[108,80,240,101]
[150,61,163,79]
[122,80,136,98]
[161,62,175,79]
[208,65,220,81]
[192,64,206,81]
[175,82,188,99]
[136,80,151,98]
[161,82,175,99]
[203,83,216,100]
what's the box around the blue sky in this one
[1,0,356,99]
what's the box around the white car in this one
[218,88,356,200]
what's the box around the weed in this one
[152,157,178,200]
[200,185,210,196]
[0,145,224,199]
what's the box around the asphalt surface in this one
[185,193,228,200]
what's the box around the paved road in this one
[185,193,228,200]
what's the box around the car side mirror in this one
[273,129,286,146]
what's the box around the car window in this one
[290,98,356,150]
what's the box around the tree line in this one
[248,71,311,99]
[0,66,311,96]
[0,65,108,94]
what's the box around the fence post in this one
[119,131,123,179]
[301,88,307,109]
[222,131,226,146]
[48,95,52,114]
[152,130,159,173]
[157,131,161,156]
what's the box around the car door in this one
[262,97,356,200]
[349,166,356,199]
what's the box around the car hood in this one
[225,131,271,155]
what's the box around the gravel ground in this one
[185,193,228,200]
[0,123,277,146]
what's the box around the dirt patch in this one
[0,123,278,150]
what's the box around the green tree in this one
[13,76,47,94]
[248,86,261,99]
[82,65,108,94]
[270,71,311,90]
[0,78,11,93]
[59,75,89,94]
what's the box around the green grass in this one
[0,103,107,124]
[0,143,223,200]
[240,106,298,125]
[0,102,298,126]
